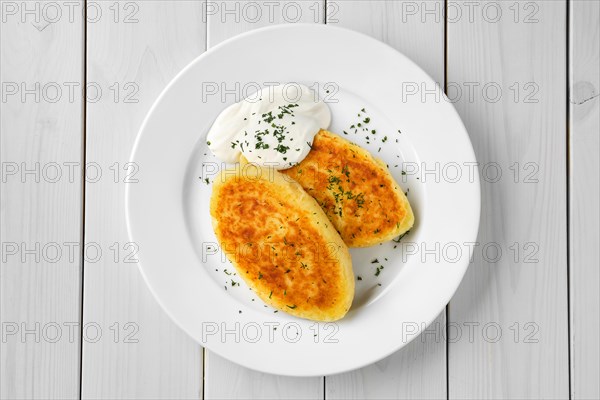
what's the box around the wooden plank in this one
[204,2,324,398]
[447,1,569,399]
[81,2,205,398]
[207,0,324,47]
[205,352,324,400]
[326,1,446,398]
[569,1,600,399]
[0,1,84,398]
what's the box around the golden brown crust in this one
[281,130,414,247]
[210,164,354,321]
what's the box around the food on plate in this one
[207,83,414,320]
[209,164,354,321]
[207,84,331,169]
[281,130,414,247]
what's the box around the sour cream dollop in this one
[206,84,331,169]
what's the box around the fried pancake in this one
[210,164,354,321]
[281,130,414,247]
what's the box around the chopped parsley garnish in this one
[393,230,410,243]
[255,141,270,150]
[275,144,290,154]
[327,175,341,188]
[342,164,350,178]
[355,193,365,208]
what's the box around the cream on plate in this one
[206,84,331,169]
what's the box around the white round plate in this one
[127,24,480,376]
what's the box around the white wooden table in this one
[1,1,598,399]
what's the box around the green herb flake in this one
[393,230,410,243]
